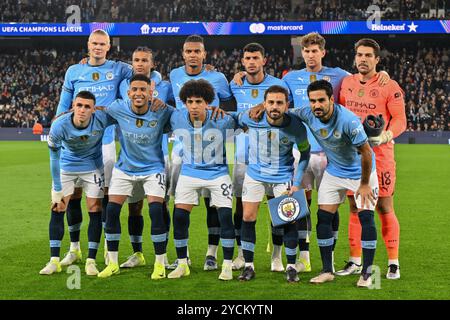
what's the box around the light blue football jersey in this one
[56,60,133,144]
[169,66,233,109]
[48,110,116,190]
[119,71,173,157]
[169,109,236,180]
[230,74,290,164]
[289,103,376,179]
[283,66,350,153]
[234,111,309,184]
[105,99,174,176]
[169,65,233,159]
[154,80,175,158]
[153,80,174,105]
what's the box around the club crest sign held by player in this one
[268,190,310,227]
[278,197,300,222]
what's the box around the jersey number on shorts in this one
[380,172,391,187]
[156,173,166,190]
[94,173,105,190]
[373,186,379,199]
[221,183,233,201]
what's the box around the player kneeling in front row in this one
[235,85,310,283]
[167,79,236,280]
[40,91,114,276]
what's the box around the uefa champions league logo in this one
[277,197,300,222]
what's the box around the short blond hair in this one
[88,29,110,44]
[300,32,326,50]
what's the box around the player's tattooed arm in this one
[232,71,247,86]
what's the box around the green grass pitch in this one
[0,141,449,300]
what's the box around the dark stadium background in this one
[1,33,448,132]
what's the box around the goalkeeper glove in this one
[368,130,393,146]
[51,189,64,204]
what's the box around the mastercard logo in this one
[249,23,266,34]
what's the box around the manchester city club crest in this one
[92,72,100,81]
[320,128,328,137]
[136,119,144,128]
[106,72,114,80]
[153,90,159,98]
[333,130,341,139]
[251,89,259,98]
[277,197,300,222]
[281,136,289,144]
[322,75,331,82]
[370,89,379,98]
[309,74,317,82]
[268,190,310,227]
[149,120,157,128]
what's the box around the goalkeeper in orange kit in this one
[338,38,406,280]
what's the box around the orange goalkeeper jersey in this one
[339,73,406,163]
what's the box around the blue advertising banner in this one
[0,20,449,36]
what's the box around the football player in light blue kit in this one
[55,29,132,267]
[117,47,174,269]
[282,32,389,273]
[288,80,379,288]
[232,85,310,283]
[98,74,174,279]
[40,91,115,276]
[169,35,235,271]
[230,43,291,272]
[167,79,236,281]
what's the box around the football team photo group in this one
[1,0,449,302]
[41,29,404,288]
